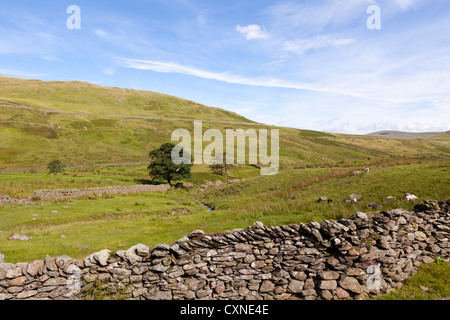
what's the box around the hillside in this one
[1,76,449,171]
[423,131,450,142]
[0,75,252,122]
[0,75,255,170]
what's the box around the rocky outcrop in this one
[8,235,32,241]
[0,200,448,300]
[198,179,245,191]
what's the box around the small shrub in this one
[47,160,65,174]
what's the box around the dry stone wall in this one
[0,184,171,205]
[0,200,449,300]
[0,179,242,205]
[30,184,171,201]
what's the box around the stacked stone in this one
[0,200,448,300]
[0,185,171,205]
[30,184,171,201]
[0,192,32,205]
[0,256,84,300]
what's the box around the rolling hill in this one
[0,75,449,172]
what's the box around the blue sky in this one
[0,0,449,134]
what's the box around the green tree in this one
[207,152,233,177]
[148,143,193,185]
[47,160,65,174]
[208,161,223,176]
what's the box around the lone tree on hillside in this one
[47,160,65,174]
[148,143,193,185]
[208,152,233,177]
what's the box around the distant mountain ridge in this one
[366,130,446,139]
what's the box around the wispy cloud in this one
[264,0,368,31]
[0,68,48,77]
[265,0,425,32]
[284,34,355,54]
[117,56,450,107]
[0,7,59,54]
[196,9,208,25]
[391,0,422,11]
[95,29,108,38]
[235,24,269,40]
[117,57,330,93]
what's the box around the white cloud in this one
[235,24,269,40]
[101,67,116,75]
[40,55,61,62]
[266,96,450,134]
[284,35,355,54]
[95,29,108,37]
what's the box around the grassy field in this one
[377,260,449,300]
[0,75,449,299]
[1,157,448,264]
[0,159,448,299]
